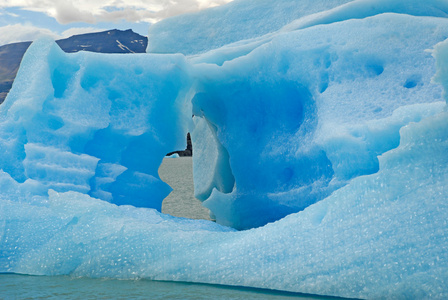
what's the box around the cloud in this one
[0,24,60,46]
[0,0,233,25]
[61,27,107,38]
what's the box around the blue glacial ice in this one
[148,0,448,56]
[147,0,354,55]
[0,40,193,209]
[191,12,448,229]
[1,0,448,298]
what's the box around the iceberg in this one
[1,0,448,298]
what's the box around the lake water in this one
[0,273,338,299]
[0,157,343,300]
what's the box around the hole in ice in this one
[372,106,383,113]
[159,155,212,221]
[51,63,80,98]
[365,62,384,76]
[403,74,422,89]
[46,115,64,130]
[319,73,329,93]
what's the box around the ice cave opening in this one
[159,152,212,221]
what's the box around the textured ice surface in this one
[1,0,448,298]
[147,0,353,55]
[148,0,448,56]
[1,107,448,299]
[191,13,448,228]
[0,39,193,209]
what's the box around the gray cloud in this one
[0,0,233,24]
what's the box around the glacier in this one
[1,0,448,298]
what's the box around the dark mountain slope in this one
[0,41,32,102]
[56,29,147,53]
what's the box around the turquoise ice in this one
[1,0,448,298]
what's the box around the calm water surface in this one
[0,274,336,299]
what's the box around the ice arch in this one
[191,79,334,229]
[3,11,448,230]
[186,12,448,229]
[1,38,334,229]
[0,39,193,210]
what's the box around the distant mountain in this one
[56,29,147,53]
[0,29,148,104]
[0,41,32,103]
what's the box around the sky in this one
[0,0,233,46]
